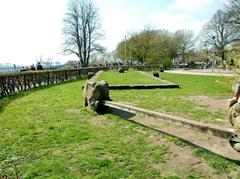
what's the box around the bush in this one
[118,67,125,73]
[162,58,172,69]
[187,61,197,68]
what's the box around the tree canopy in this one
[115,28,195,66]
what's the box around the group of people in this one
[20,62,44,72]
[201,58,235,70]
[30,62,43,70]
[201,59,217,69]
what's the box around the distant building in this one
[66,60,80,68]
[0,63,21,73]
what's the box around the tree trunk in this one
[221,50,225,61]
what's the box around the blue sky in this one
[0,0,228,65]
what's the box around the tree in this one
[115,28,195,66]
[229,42,240,65]
[62,0,102,67]
[128,29,157,64]
[200,9,240,61]
[115,26,159,65]
[173,30,195,63]
[228,0,240,27]
[148,30,177,64]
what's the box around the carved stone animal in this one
[229,102,240,130]
[83,80,111,112]
[229,81,240,130]
[153,72,159,78]
[229,82,240,107]
[118,67,125,73]
[83,81,95,107]
[88,72,95,80]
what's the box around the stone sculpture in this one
[83,80,111,112]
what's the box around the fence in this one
[0,65,160,97]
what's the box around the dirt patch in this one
[148,134,212,177]
[89,115,114,127]
[65,109,81,115]
[36,111,47,117]
[186,95,229,113]
[148,130,240,178]
[133,114,239,178]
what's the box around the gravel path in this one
[165,69,238,77]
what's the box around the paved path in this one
[87,70,102,82]
[165,69,238,77]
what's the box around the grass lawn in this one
[1,73,239,178]
[106,71,235,123]
[0,80,175,178]
[95,71,166,85]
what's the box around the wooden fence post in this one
[47,72,50,85]
[23,74,26,91]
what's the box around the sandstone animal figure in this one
[83,81,95,107]
[228,81,240,151]
[229,81,240,128]
[153,72,159,78]
[229,103,240,130]
[229,81,240,107]
[83,80,111,112]
[118,67,124,73]
[87,72,95,80]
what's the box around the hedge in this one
[0,65,160,97]
[0,67,108,97]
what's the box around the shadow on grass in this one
[108,107,136,119]
[107,106,240,167]
[0,78,87,114]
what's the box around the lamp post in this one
[124,35,127,65]
[130,45,132,66]
[212,36,216,71]
[124,35,133,66]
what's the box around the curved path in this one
[165,69,238,77]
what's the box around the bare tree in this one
[228,0,240,26]
[201,10,240,61]
[62,0,102,67]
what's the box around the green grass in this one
[194,148,238,174]
[0,80,171,178]
[106,72,235,123]
[95,71,166,85]
[1,71,239,178]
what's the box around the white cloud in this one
[149,12,205,33]
[170,0,214,12]
[149,0,229,35]
[170,0,230,13]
